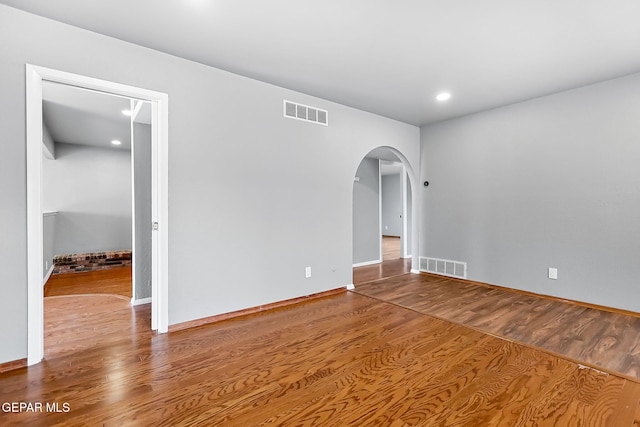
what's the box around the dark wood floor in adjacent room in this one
[355,272,640,382]
[1,267,640,425]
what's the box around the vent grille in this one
[284,100,328,126]
[419,257,467,279]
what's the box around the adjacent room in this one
[1,1,640,424]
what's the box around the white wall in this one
[42,143,132,255]
[42,120,55,159]
[42,212,57,278]
[0,5,419,364]
[353,158,380,265]
[381,173,402,237]
[421,72,640,312]
[133,122,152,301]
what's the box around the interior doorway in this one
[352,147,416,285]
[380,160,405,261]
[40,81,142,296]
[39,82,154,361]
[26,65,169,365]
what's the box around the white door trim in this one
[377,159,383,262]
[26,65,169,365]
[401,166,410,259]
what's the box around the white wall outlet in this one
[385,225,388,230]
[548,267,558,280]
[305,266,311,278]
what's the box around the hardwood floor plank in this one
[44,266,132,298]
[355,272,640,381]
[383,235,401,260]
[5,270,640,425]
[513,365,609,426]
[588,376,635,427]
[353,258,411,285]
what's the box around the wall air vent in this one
[284,100,328,126]
[419,257,467,279]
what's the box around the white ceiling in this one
[43,81,132,150]
[380,162,403,177]
[5,1,640,126]
[42,81,152,151]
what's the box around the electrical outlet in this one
[305,266,311,278]
[548,267,558,280]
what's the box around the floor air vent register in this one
[419,257,467,279]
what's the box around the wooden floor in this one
[383,235,401,260]
[44,267,137,359]
[355,272,640,382]
[353,236,411,284]
[353,257,412,285]
[2,269,640,425]
[44,267,132,298]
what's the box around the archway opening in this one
[352,146,417,285]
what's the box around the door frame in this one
[380,160,409,259]
[26,64,169,365]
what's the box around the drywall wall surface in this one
[133,122,152,301]
[0,5,419,363]
[42,120,55,159]
[42,212,57,278]
[353,158,380,265]
[420,72,640,312]
[382,173,402,237]
[42,143,132,255]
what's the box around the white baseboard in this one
[353,259,382,268]
[401,255,413,259]
[410,269,421,274]
[346,284,355,290]
[131,297,152,306]
[43,264,54,285]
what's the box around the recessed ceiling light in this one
[111,140,122,146]
[122,109,132,116]
[436,92,451,101]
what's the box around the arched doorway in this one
[352,146,417,285]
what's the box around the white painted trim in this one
[410,269,421,274]
[353,259,382,268]
[401,166,410,258]
[401,255,413,259]
[26,65,44,365]
[131,100,144,121]
[131,297,152,306]
[26,65,170,366]
[346,284,355,290]
[154,98,170,334]
[42,143,55,160]
[378,159,383,263]
[43,265,55,285]
[130,99,137,311]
